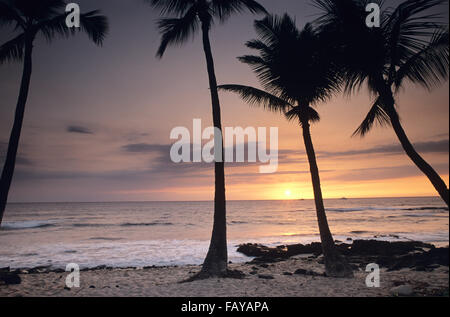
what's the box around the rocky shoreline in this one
[237,240,449,272]
[0,240,448,297]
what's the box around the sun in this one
[284,190,292,198]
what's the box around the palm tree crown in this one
[147,0,267,57]
[0,0,108,64]
[313,0,449,135]
[221,14,342,124]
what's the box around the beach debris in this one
[390,284,414,296]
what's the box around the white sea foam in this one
[0,197,447,269]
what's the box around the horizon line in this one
[7,195,441,205]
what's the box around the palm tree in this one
[146,0,267,278]
[219,14,354,277]
[313,0,449,206]
[0,0,108,225]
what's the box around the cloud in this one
[0,141,33,166]
[319,139,449,158]
[121,143,170,153]
[329,163,449,182]
[67,125,94,135]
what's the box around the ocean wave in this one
[72,223,111,228]
[89,237,123,241]
[327,208,365,212]
[1,221,56,230]
[120,222,174,227]
[401,207,449,211]
[327,206,448,213]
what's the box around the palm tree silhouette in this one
[219,14,354,277]
[146,0,267,278]
[313,0,449,206]
[0,0,108,225]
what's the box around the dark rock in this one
[0,272,21,285]
[238,240,448,271]
[294,269,324,277]
[237,242,323,260]
[283,272,293,276]
[89,285,96,289]
[348,240,433,257]
[143,265,157,269]
[390,284,414,296]
[258,274,274,280]
[28,266,51,274]
[387,247,449,271]
[226,269,246,279]
[249,271,258,275]
[259,264,269,268]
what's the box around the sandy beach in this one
[1,254,448,297]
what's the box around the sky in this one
[0,0,448,202]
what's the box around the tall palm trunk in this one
[387,106,449,207]
[301,119,353,278]
[0,36,34,226]
[198,21,228,276]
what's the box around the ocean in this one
[0,197,448,269]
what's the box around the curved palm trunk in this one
[301,120,353,278]
[388,107,449,207]
[198,22,228,277]
[0,37,33,226]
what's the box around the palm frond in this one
[245,39,270,51]
[285,106,321,125]
[395,28,449,91]
[0,0,25,28]
[37,10,108,46]
[211,0,267,22]
[0,33,25,64]
[144,0,196,16]
[79,10,109,45]
[238,54,265,66]
[218,84,291,114]
[353,97,391,137]
[385,0,448,77]
[38,13,74,42]
[253,14,298,47]
[15,0,66,21]
[156,4,199,58]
